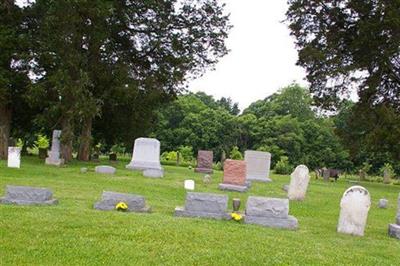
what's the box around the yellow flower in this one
[115,202,128,211]
[231,212,242,221]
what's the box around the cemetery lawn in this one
[1,157,400,266]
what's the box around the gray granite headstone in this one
[0,185,58,205]
[95,166,116,175]
[388,193,400,239]
[244,196,298,230]
[175,192,230,220]
[245,150,272,183]
[45,130,65,166]
[94,191,151,212]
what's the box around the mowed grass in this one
[0,157,399,265]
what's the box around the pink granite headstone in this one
[218,160,248,192]
[195,150,213,174]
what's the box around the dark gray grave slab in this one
[175,192,230,220]
[94,191,151,212]
[0,185,58,205]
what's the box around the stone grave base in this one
[218,183,248,192]
[143,169,164,178]
[174,206,230,220]
[95,166,116,175]
[388,224,400,239]
[247,176,272,183]
[126,161,162,171]
[244,215,298,230]
[94,191,151,213]
[45,158,64,166]
[194,167,213,174]
[0,198,58,205]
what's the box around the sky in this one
[187,1,307,110]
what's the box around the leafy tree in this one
[0,1,31,159]
[286,0,400,110]
[28,0,231,161]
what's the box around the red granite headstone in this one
[195,150,213,174]
[222,159,246,186]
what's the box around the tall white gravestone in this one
[7,147,21,168]
[45,130,64,166]
[126,138,162,170]
[337,186,371,236]
[287,165,310,201]
[245,150,272,183]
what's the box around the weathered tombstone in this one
[143,169,164,178]
[184,180,195,190]
[378,198,388,209]
[0,185,58,205]
[45,130,64,166]
[322,167,330,182]
[218,159,248,192]
[337,186,371,236]
[203,174,212,186]
[175,192,230,219]
[383,169,391,184]
[388,193,400,239]
[194,150,214,174]
[126,138,162,171]
[80,167,88,173]
[94,191,151,212]
[287,165,310,201]
[95,165,116,175]
[244,196,298,229]
[109,153,117,162]
[245,150,272,183]
[7,147,21,168]
[282,184,289,192]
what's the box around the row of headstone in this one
[388,193,400,239]
[194,149,272,184]
[175,192,298,229]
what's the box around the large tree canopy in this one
[286,0,400,110]
[26,0,231,161]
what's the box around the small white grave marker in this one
[184,180,195,190]
[7,147,21,168]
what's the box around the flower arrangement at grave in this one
[115,202,128,211]
[231,212,243,222]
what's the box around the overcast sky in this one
[187,1,307,110]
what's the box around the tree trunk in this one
[77,117,92,161]
[61,116,74,162]
[0,105,11,160]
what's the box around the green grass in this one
[0,156,399,265]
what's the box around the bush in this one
[274,156,293,175]
[161,151,178,162]
[110,144,126,154]
[178,146,194,162]
[230,146,243,160]
[34,134,50,149]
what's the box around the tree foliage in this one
[286,0,400,110]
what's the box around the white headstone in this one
[184,180,195,190]
[126,138,162,171]
[287,165,310,201]
[337,186,371,236]
[45,130,64,166]
[7,147,21,168]
[245,150,272,182]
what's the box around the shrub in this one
[34,134,50,149]
[161,151,178,162]
[178,146,194,162]
[230,146,243,160]
[274,156,293,175]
